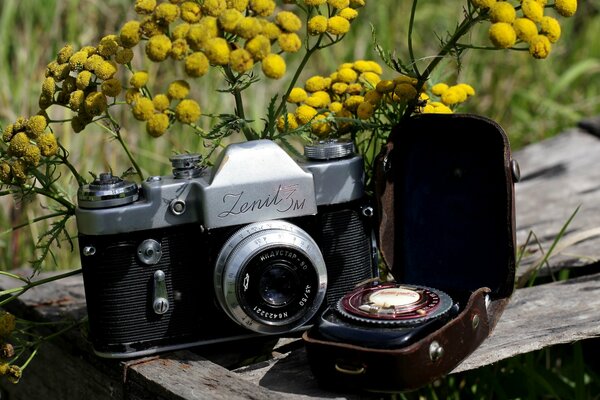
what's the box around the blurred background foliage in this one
[0,1,599,397]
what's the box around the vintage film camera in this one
[75,139,378,358]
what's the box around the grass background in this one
[0,1,599,397]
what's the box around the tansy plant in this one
[0,0,578,383]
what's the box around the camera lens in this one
[214,221,328,335]
[259,263,299,307]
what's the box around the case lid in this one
[375,113,516,301]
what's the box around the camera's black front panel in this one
[315,203,377,305]
[79,224,242,356]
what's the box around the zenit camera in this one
[75,139,377,358]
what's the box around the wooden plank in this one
[515,129,600,275]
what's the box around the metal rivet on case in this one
[472,314,480,330]
[82,246,96,256]
[429,341,444,362]
[362,206,374,217]
[146,176,162,182]
[511,159,521,182]
[169,199,186,215]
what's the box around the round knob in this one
[77,173,138,209]
[304,139,354,160]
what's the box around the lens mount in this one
[214,220,327,334]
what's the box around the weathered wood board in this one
[2,127,600,399]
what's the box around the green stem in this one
[0,269,82,306]
[2,211,67,234]
[407,0,420,77]
[223,66,258,141]
[264,34,324,139]
[57,142,86,187]
[99,114,144,181]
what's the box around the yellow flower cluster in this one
[0,363,21,384]
[422,82,476,113]
[306,0,366,36]
[1,115,57,184]
[472,0,577,59]
[278,59,382,137]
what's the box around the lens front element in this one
[214,221,328,334]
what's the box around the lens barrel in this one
[214,221,328,334]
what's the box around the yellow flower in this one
[168,80,190,100]
[359,72,380,87]
[489,22,517,48]
[146,34,172,62]
[490,2,516,23]
[52,63,71,81]
[227,0,249,12]
[364,89,382,104]
[185,52,210,77]
[76,70,93,90]
[261,54,286,79]
[393,83,418,102]
[349,0,365,7]
[152,94,171,112]
[376,80,395,94]
[97,35,119,58]
[331,82,348,95]
[204,37,230,65]
[101,78,122,97]
[37,132,59,157]
[456,83,476,97]
[344,95,364,111]
[345,82,363,94]
[8,132,30,157]
[146,113,170,137]
[85,92,108,116]
[513,18,538,43]
[57,44,74,64]
[41,77,56,97]
[287,87,308,103]
[307,15,328,35]
[305,91,331,108]
[125,88,142,104]
[132,97,155,121]
[356,101,375,119]
[69,90,85,111]
[115,48,134,64]
[441,86,468,105]
[278,33,302,53]
[276,11,302,32]
[218,9,244,32]
[305,76,329,92]
[175,99,202,123]
[295,104,318,124]
[276,113,299,132]
[250,0,276,17]
[521,0,544,22]
[311,114,332,137]
[69,50,88,71]
[0,162,11,183]
[229,48,254,73]
[140,17,167,37]
[23,144,41,167]
[130,71,149,89]
[236,17,263,39]
[554,0,577,17]
[10,159,28,182]
[470,0,496,9]
[170,38,189,60]
[329,101,343,113]
[245,35,271,61]
[95,61,117,80]
[180,2,202,23]
[261,21,282,40]
[353,60,381,73]
[120,20,142,48]
[529,34,552,59]
[154,2,180,24]
[327,16,351,35]
[84,54,104,72]
[27,115,48,138]
[202,0,227,17]
[336,67,358,83]
[305,0,327,5]
[135,0,157,14]
[2,124,15,143]
[338,7,359,20]
[328,0,350,9]
[172,23,191,40]
[188,17,220,50]
[540,16,561,43]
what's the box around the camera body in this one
[76,140,377,358]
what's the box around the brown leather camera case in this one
[303,114,518,392]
